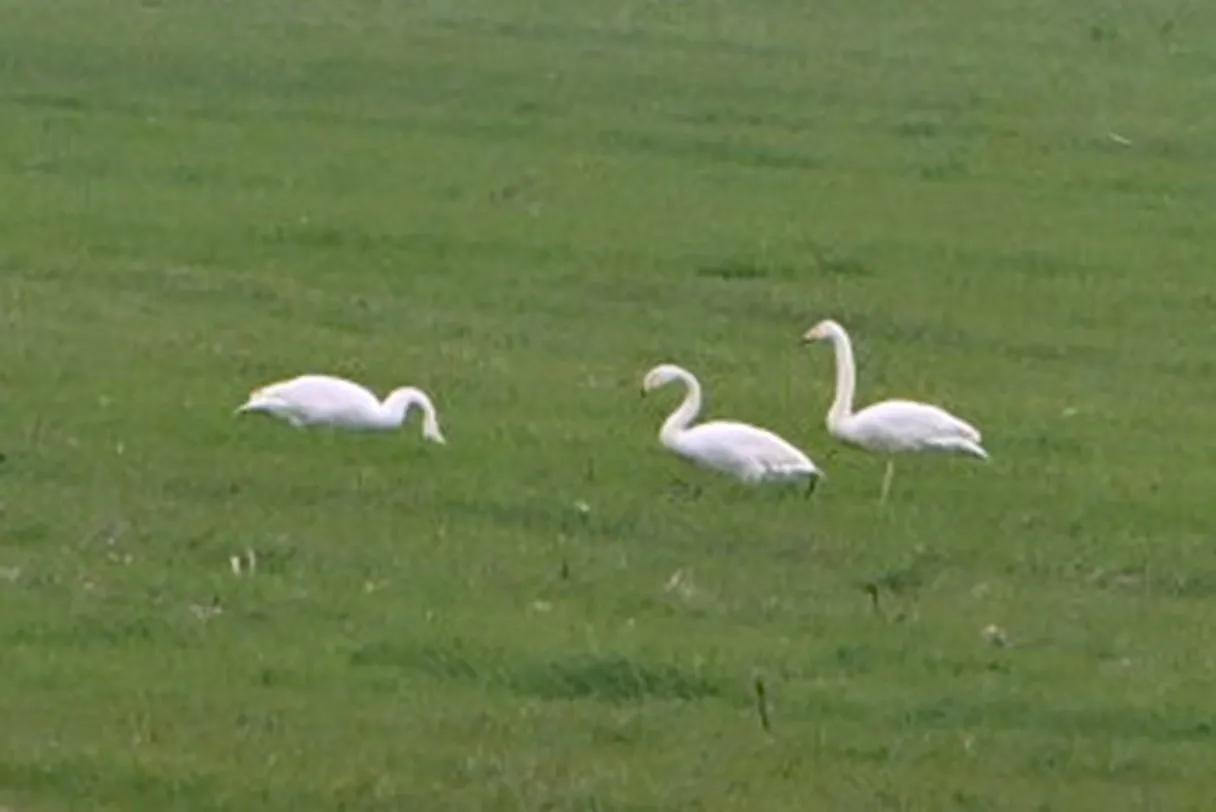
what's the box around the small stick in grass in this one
[753,672,771,733]
[864,582,880,614]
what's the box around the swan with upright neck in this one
[642,363,822,489]
[235,374,446,442]
[802,320,986,502]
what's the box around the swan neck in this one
[375,396,408,429]
[383,388,435,435]
[418,399,442,440]
[660,370,701,446]
[827,327,856,429]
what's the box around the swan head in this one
[641,364,686,395]
[385,387,446,443]
[802,319,843,344]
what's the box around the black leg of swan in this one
[804,475,819,498]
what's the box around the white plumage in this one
[802,320,986,502]
[235,374,446,443]
[642,364,822,489]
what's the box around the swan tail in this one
[234,395,269,415]
[760,461,824,482]
[960,439,989,460]
[235,394,288,418]
[944,413,981,444]
[924,436,989,460]
[960,422,982,444]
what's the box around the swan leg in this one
[671,479,703,501]
[880,459,895,505]
[804,475,818,498]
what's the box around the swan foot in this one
[668,480,703,502]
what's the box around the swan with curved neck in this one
[802,320,986,502]
[235,374,445,442]
[642,363,822,489]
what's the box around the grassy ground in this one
[2,0,1215,808]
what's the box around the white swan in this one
[802,320,986,502]
[235,374,446,443]
[642,364,822,490]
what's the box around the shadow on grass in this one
[351,640,722,703]
[513,653,719,702]
[694,243,871,282]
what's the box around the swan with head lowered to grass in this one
[801,319,986,503]
[641,363,822,491]
[235,374,446,443]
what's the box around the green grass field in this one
[2,1,1215,808]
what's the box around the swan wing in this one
[251,375,378,423]
[679,421,819,482]
[846,400,982,452]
